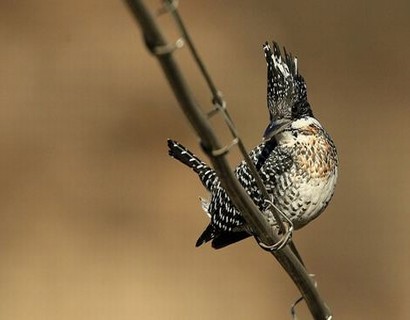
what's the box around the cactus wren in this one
[168,41,338,249]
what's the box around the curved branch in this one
[123,1,332,319]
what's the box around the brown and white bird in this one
[168,41,338,249]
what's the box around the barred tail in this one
[167,139,218,191]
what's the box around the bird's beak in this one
[263,119,292,141]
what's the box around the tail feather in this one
[195,224,215,247]
[211,231,251,249]
[195,224,251,249]
[167,139,218,191]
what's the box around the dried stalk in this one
[124,1,332,319]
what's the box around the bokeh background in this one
[1,1,409,319]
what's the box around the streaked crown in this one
[263,41,313,139]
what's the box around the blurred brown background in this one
[1,1,409,319]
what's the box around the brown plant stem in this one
[124,1,332,319]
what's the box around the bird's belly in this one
[272,168,337,229]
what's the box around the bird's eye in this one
[292,101,313,119]
[292,103,301,116]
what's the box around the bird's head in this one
[262,41,313,140]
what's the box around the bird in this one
[167,41,338,249]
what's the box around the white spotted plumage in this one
[167,41,338,249]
